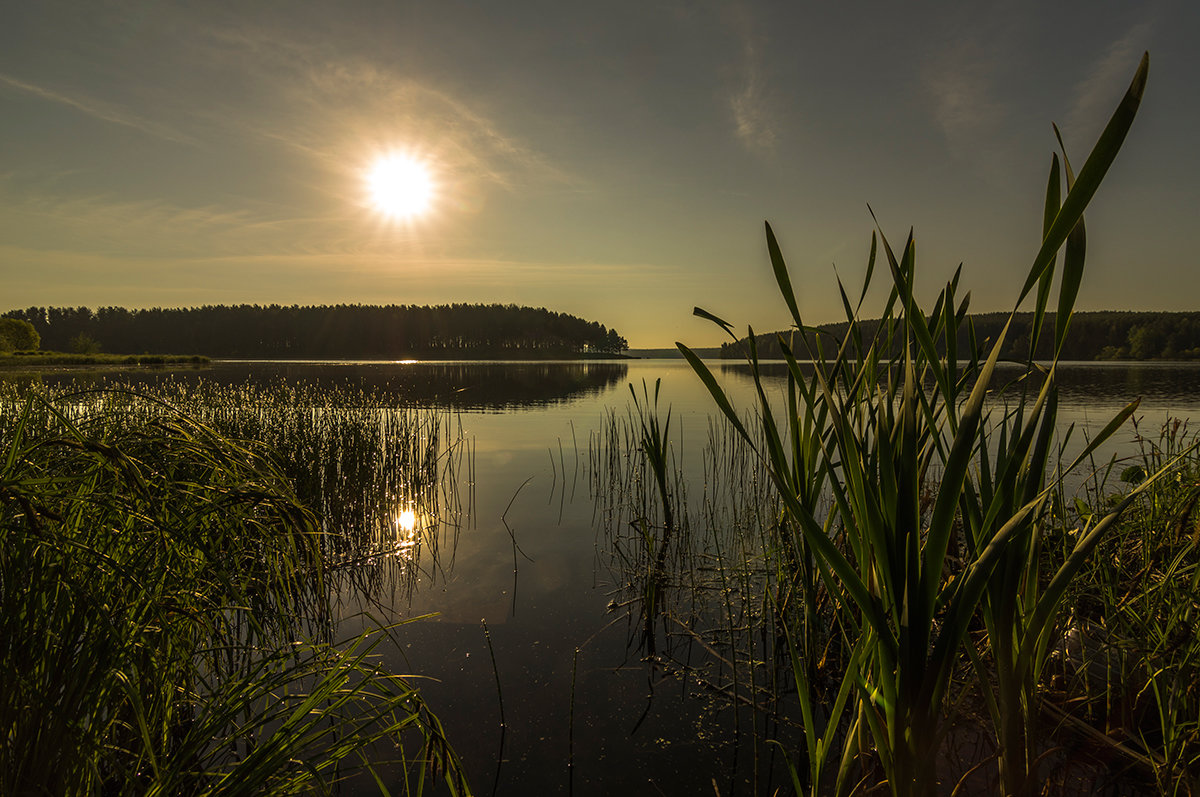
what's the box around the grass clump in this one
[0,391,469,794]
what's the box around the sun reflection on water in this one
[396,509,418,534]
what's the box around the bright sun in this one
[366,153,435,220]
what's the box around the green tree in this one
[603,328,628,354]
[69,333,101,354]
[1128,323,1165,359]
[0,318,39,352]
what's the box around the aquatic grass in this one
[591,397,688,656]
[680,53,1158,796]
[628,379,677,654]
[0,388,470,794]
[0,378,472,605]
[590,396,784,655]
[591,390,810,791]
[0,351,209,367]
[1058,418,1200,792]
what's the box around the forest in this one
[723,311,1200,361]
[3,303,629,359]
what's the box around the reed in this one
[628,379,677,654]
[592,386,806,786]
[0,387,470,794]
[0,378,472,602]
[1055,418,1200,792]
[679,53,1165,796]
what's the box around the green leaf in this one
[1053,134,1087,353]
[1017,52,1148,306]
[767,221,804,329]
[1030,154,1060,357]
[676,344,751,443]
[1061,398,1140,476]
[858,232,877,311]
[691,306,739,340]
[921,317,1012,610]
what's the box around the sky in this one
[2,1,1197,348]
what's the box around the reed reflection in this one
[590,396,784,675]
[20,360,632,411]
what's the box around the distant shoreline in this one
[4,303,631,360]
[0,351,649,370]
[727,311,1200,362]
[0,352,209,368]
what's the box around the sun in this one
[366,153,435,220]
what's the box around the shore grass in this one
[1054,418,1200,792]
[0,384,472,794]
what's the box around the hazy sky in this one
[2,1,1196,347]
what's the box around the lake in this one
[9,358,1200,794]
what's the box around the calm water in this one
[13,358,1200,794]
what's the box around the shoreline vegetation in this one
[727,310,1200,362]
[0,350,638,370]
[0,384,470,794]
[601,390,1200,794]
[0,351,210,367]
[2,302,630,360]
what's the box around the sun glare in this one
[396,509,417,533]
[366,153,435,220]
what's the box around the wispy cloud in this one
[1064,21,1154,140]
[0,169,575,266]
[0,241,670,306]
[924,42,1005,161]
[0,174,327,259]
[189,26,572,190]
[0,73,203,148]
[726,8,777,157]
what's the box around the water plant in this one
[0,378,472,601]
[593,384,813,791]
[628,379,677,653]
[679,53,1170,795]
[1059,418,1200,793]
[0,388,470,794]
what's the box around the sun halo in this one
[366,153,436,220]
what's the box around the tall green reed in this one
[680,52,1165,796]
[0,389,469,794]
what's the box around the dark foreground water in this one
[11,358,1200,794]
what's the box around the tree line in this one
[3,304,629,358]
[722,311,1200,361]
